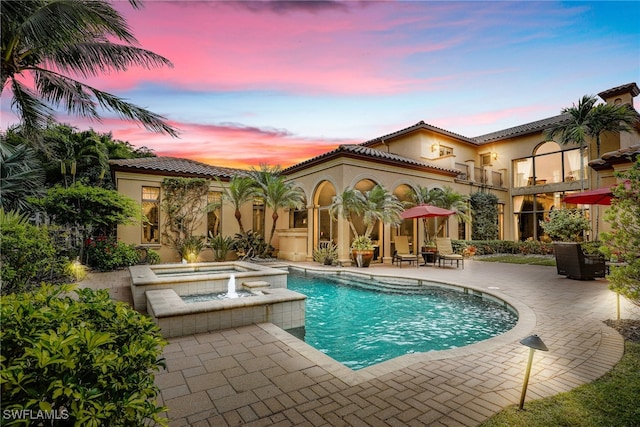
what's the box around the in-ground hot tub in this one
[129,261,288,312]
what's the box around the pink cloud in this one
[90,117,356,169]
[83,1,467,96]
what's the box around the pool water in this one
[287,271,517,370]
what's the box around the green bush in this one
[539,208,590,242]
[470,192,499,240]
[0,284,167,426]
[85,237,140,271]
[0,220,67,294]
[146,248,161,265]
[452,240,554,256]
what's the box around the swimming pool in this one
[287,270,518,370]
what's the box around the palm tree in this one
[361,185,403,238]
[430,187,470,237]
[217,176,257,234]
[1,0,178,140]
[329,186,367,239]
[407,185,470,243]
[407,185,442,244]
[255,172,305,256]
[0,137,46,212]
[330,184,403,240]
[544,95,638,191]
[42,125,109,186]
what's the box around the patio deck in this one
[83,259,639,426]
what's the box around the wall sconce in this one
[491,152,498,161]
[519,334,549,410]
[431,143,439,153]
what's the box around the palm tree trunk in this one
[265,212,278,256]
[235,209,244,233]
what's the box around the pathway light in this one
[519,334,548,410]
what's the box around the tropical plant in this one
[209,234,234,262]
[407,185,470,244]
[161,177,209,262]
[1,0,178,139]
[32,182,140,232]
[470,192,499,240]
[601,159,640,306]
[313,243,338,265]
[0,209,65,294]
[544,95,638,192]
[217,175,257,234]
[1,284,168,425]
[41,124,110,186]
[85,236,140,271]
[330,184,403,247]
[540,208,591,242]
[230,230,269,260]
[250,166,305,256]
[0,136,46,212]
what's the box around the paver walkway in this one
[83,260,639,426]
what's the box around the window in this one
[252,197,265,237]
[207,192,222,237]
[512,142,587,187]
[439,145,453,156]
[481,153,492,167]
[289,203,308,228]
[142,186,160,244]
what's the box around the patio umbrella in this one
[401,204,455,219]
[562,181,629,206]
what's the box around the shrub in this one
[0,284,167,426]
[209,234,234,262]
[313,244,339,264]
[539,208,590,241]
[146,248,161,265]
[470,192,499,240]
[452,240,554,256]
[231,230,269,260]
[0,217,67,294]
[85,237,140,271]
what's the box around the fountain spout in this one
[226,274,238,298]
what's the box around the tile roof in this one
[588,144,640,171]
[282,144,460,175]
[360,121,477,146]
[598,82,640,99]
[109,156,245,179]
[471,113,570,144]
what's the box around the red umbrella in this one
[562,181,629,206]
[401,204,455,219]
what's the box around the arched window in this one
[512,141,587,187]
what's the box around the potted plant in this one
[313,243,338,265]
[350,236,375,267]
[329,185,403,267]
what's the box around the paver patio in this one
[83,259,639,426]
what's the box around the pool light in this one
[518,334,548,410]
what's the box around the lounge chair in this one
[552,242,606,280]
[435,237,464,269]
[393,236,419,268]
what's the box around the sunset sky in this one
[2,1,639,169]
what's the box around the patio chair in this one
[435,237,464,269]
[552,242,606,280]
[392,236,419,268]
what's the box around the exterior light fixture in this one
[519,334,548,410]
[491,152,498,160]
